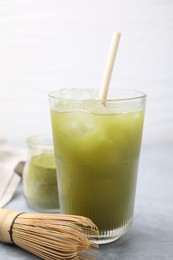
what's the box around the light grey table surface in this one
[0,143,173,260]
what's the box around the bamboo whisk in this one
[0,209,99,260]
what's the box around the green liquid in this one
[24,154,59,211]
[51,109,144,231]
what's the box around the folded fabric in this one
[0,140,26,208]
[0,166,21,208]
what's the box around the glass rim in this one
[48,88,146,102]
[26,134,53,150]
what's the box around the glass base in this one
[89,220,133,245]
[25,198,60,213]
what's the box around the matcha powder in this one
[24,153,59,212]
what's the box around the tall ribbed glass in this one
[49,89,146,244]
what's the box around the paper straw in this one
[99,32,121,101]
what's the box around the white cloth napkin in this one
[0,138,26,208]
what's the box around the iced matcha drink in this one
[49,88,146,243]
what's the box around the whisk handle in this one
[0,209,20,244]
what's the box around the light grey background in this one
[0,0,173,146]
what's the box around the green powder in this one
[24,153,59,212]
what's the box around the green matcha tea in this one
[24,153,59,212]
[49,88,146,243]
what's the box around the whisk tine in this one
[0,209,99,260]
